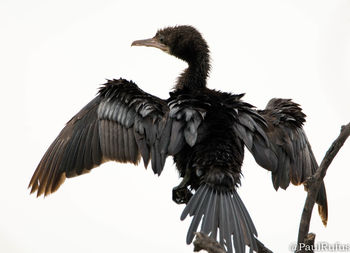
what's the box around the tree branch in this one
[193,232,226,253]
[295,233,316,253]
[297,123,350,246]
[193,232,273,253]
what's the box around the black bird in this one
[29,25,327,253]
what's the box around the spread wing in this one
[29,79,204,197]
[232,97,328,225]
[258,99,316,189]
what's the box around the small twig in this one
[297,123,350,245]
[193,232,226,253]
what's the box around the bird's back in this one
[170,88,246,191]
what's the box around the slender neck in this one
[175,54,210,90]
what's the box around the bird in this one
[29,25,328,253]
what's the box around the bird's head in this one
[132,25,210,89]
[132,25,209,65]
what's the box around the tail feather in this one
[186,187,211,244]
[222,193,242,253]
[181,185,207,220]
[181,184,258,253]
[316,181,328,226]
[201,187,216,234]
[232,192,258,251]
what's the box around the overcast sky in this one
[1,0,349,252]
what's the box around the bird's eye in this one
[159,35,165,43]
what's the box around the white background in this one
[1,0,349,252]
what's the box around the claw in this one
[173,186,193,204]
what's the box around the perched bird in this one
[29,25,327,253]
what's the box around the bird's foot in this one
[172,186,193,204]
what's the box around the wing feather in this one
[29,79,171,196]
[256,98,328,225]
[30,79,208,199]
[227,96,328,225]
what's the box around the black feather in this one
[181,184,257,253]
[29,26,328,250]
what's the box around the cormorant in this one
[29,25,327,253]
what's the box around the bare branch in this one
[192,233,274,253]
[193,232,226,253]
[295,233,316,253]
[297,123,350,244]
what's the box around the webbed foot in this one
[172,186,193,204]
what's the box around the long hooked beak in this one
[131,37,170,53]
